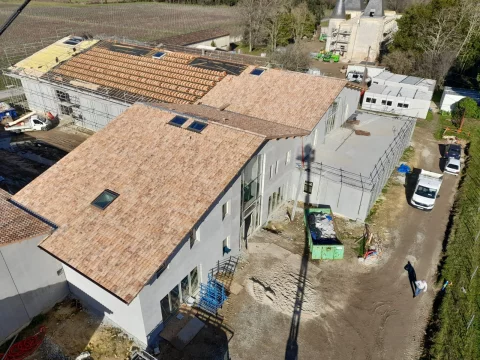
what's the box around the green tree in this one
[452,97,480,120]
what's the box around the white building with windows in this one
[361,71,436,119]
[8,38,415,350]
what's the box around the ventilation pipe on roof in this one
[332,0,346,19]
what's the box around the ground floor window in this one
[160,266,200,321]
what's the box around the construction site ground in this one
[3,298,136,360]
[220,122,459,360]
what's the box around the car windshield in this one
[415,185,437,199]
[447,164,459,170]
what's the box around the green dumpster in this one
[304,205,344,260]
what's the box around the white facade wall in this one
[362,90,430,118]
[188,35,231,50]
[138,176,243,344]
[64,266,147,345]
[20,78,129,132]
[51,86,361,347]
[0,235,68,342]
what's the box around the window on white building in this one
[275,160,279,174]
[313,129,318,146]
[371,98,377,104]
[365,97,372,103]
[222,201,230,220]
[286,151,291,165]
[397,103,404,108]
[403,103,409,108]
[270,164,274,179]
[387,100,392,106]
[381,100,387,105]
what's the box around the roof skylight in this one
[152,51,166,59]
[187,121,207,133]
[250,68,265,76]
[64,37,83,46]
[168,115,188,127]
[91,189,119,210]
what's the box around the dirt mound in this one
[245,263,320,319]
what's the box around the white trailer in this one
[410,170,443,210]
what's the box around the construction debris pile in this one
[359,224,384,265]
[307,212,336,244]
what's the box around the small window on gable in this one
[250,68,265,76]
[222,201,230,220]
[187,121,207,133]
[403,103,409,108]
[304,181,313,194]
[365,97,371,103]
[91,189,119,210]
[397,103,403,108]
[169,115,188,127]
[381,100,387,105]
[371,98,377,104]
[387,100,392,106]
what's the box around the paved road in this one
[326,125,458,359]
[0,88,24,102]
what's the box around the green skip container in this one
[304,205,344,260]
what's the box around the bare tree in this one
[270,43,310,71]
[265,0,291,51]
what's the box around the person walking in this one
[414,280,427,297]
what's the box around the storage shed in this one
[440,87,480,113]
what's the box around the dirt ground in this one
[15,298,135,360]
[221,122,459,360]
[300,39,346,78]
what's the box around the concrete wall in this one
[303,170,373,220]
[64,265,147,345]
[138,176,243,345]
[362,90,430,119]
[0,235,68,342]
[189,35,231,50]
[349,18,384,62]
[20,78,129,132]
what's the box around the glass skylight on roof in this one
[152,51,166,59]
[168,115,188,127]
[64,37,83,46]
[187,121,207,133]
[92,189,119,210]
[250,68,266,76]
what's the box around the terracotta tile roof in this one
[13,104,264,303]
[158,28,230,46]
[199,66,348,131]
[0,189,52,246]
[48,43,230,104]
[155,103,309,139]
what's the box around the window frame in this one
[222,201,230,220]
[365,97,372,103]
[168,115,188,127]
[91,189,119,210]
[387,100,392,106]
[397,103,404,108]
[371,98,377,104]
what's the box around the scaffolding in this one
[198,274,227,315]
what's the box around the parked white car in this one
[444,157,461,176]
[411,170,443,210]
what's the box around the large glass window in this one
[190,267,199,294]
[326,101,338,135]
[170,285,180,313]
[181,275,190,302]
[160,294,171,321]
